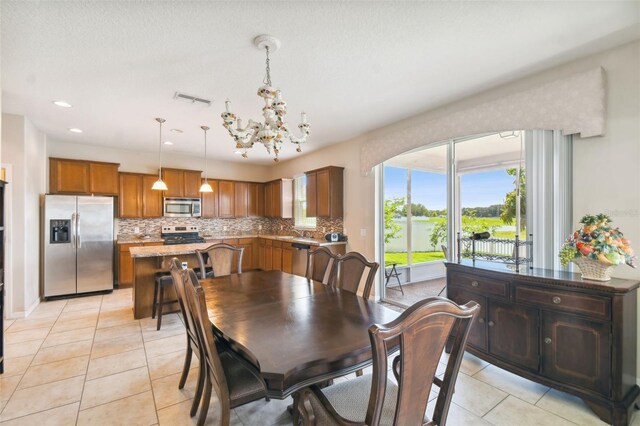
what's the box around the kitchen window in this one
[294,175,317,229]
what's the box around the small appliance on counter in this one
[161,225,205,245]
[324,232,347,242]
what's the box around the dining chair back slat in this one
[305,247,338,284]
[195,243,244,279]
[331,252,379,299]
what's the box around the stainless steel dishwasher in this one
[292,243,311,276]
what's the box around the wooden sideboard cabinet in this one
[445,262,640,426]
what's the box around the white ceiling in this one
[2,2,639,165]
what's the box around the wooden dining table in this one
[200,270,400,399]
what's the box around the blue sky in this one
[384,166,516,210]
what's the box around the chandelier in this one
[221,35,310,162]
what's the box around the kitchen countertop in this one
[127,234,347,258]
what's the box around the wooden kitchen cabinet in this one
[247,183,263,217]
[141,174,163,217]
[234,182,248,218]
[272,240,283,271]
[161,169,184,197]
[118,173,162,218]
[201,179,219,218]
[264,239,273,271]
[282,242,293,274]
[218,181,235,218]
[264,179,293,218]
[183,170,202,198]
[118,173,142,218]
[50,158,119,195]
[161,168,202,198]
[118,241,163,286]
[445,262,640,426]
[238,238,253,272]
[306,166,343,218]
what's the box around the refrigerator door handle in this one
[70,213,76,249]
[76,213,81,248]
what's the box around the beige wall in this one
[2,113,47,317]
[47,139,271,183]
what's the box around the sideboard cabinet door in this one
[541,310,611,396]
[488,301,539,371]
[446,286,488,351]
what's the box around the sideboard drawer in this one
[514,285,610,320]
[448,271,508,299]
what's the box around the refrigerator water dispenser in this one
[50,219,70,244]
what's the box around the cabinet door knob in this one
[471,281,479,287]
[488,320,495,327]
[478,318,485,324]
[544,337,552,344]
[552,296,561,304]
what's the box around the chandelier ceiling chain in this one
[221,35,310,162]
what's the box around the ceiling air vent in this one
[173,92,212,106]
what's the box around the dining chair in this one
[305,247,338,284]
[330,252,379,299]
[296,297,480,426]
[183,268,267,426]
[169,258,206,417]
[195,243,244,279]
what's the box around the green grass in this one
[385,251,446,266]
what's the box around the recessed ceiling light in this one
[170,129,183,133]
[53,100,72,108]
[68,128,83,133]
[234,150,242,154]
[164,141,174,145]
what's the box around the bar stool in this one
[152,271,179,330]
[384,262,404,295]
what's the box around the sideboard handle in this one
[544,337,552,344]
[488,320,495,327]
[478,318,485,324]
[471,281,479,287]
[552,296,562,304]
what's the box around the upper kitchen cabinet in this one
[161,168,202,198]
[49,158,119,195]
[234,182,248,218]
[218,180,235,218]
[118,173,163,218]
[201,179,219,218]
[265,179,293,218]
[248,183,264,217]
[306,166,343,218]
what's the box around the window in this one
[294,175,316,229]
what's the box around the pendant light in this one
[199,125,213,192]
[151,117,168,191]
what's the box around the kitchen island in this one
[129,235,347,319]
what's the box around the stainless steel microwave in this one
[163,197,201,217]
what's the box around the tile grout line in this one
[0,300,69,418]
[142,324,162,425]
[482,393,583,426]
[75,295,104,425]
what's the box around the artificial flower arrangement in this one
[559,214,636,274]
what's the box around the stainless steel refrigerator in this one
[43,195,114,298]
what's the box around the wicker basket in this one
[573,256,616,281]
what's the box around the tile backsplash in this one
[117,216,344,240]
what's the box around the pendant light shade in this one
[199,125,213,193]
[152,117,168,191]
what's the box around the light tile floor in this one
[0,289,637,425]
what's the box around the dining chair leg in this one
[197,376,212,426]
[190,358,206,417]
[291,392,301,425]
[220,398,231,426]
[152,280,159,319]
[179,343,192,390]
[156,284,164,331]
